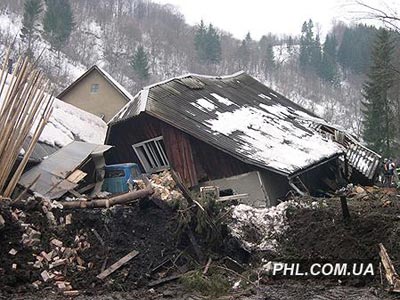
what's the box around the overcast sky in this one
[153,0,399,40]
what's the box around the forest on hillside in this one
[0,0,400,155]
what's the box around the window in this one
[90,83,99,94]
[132,137,169,173]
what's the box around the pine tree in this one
[263,44,275,78]
[131,45,150,81]
[205,24,221,64]
[43,0,74,52]
[362,29,395,156]
[194,20,207,62]
[299,19,315,71]
[320,34,338,84]
[311,33,322,72]
[194,21,221,64]
[337,24,377,74]
[20,0,42,57]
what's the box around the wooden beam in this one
[171,169,193,204]
[97,250,139,280]
[379,243,400,293]
[59,176,153,209]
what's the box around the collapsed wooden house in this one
[106,72,380,207]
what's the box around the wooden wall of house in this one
[106,113,254,187]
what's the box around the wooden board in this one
[67,170,87,184]
[96,250,139,280]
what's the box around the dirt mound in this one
[279,196,400,262]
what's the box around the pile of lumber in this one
[0,48,53,198]
[137,171,184,202]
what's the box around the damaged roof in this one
[110,72,343,176]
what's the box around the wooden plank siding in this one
[106,113,255,187]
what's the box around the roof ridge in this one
[142,70,245,90]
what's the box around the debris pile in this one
[0,192,181,297]
[2,197,96,296]
[137,170,185,202]
[344,184,397,206]
[3,172,400,298]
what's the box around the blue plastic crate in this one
[102,163,141,194]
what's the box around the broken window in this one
[90,83,99,94]
[132,137,169,173]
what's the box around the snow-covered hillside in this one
[0,0,366,137]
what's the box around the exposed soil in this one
[279,193,400,262]
[272,190,400,291]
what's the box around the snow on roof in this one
[109,72,343,176]
[204,103,340,173]
[1,73,107,149]
[40,99,107,147]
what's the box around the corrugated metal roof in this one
[110,72,344,176]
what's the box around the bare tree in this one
[350,1,400,77]
[351,1,400,32]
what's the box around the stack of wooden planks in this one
[0,48,53,198]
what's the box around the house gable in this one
[58,67,130,122]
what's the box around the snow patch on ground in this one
[229,200,322,252]
[0,13,21,36]
[273,44,298,64]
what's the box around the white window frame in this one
[132,136,170,173]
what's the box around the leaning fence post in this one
[340,195,351,221]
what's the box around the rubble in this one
[136,170,185,202]
[97,249,139,280]
[379,243,400,293]
[0,189,181,296]
[8,248,17,256]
